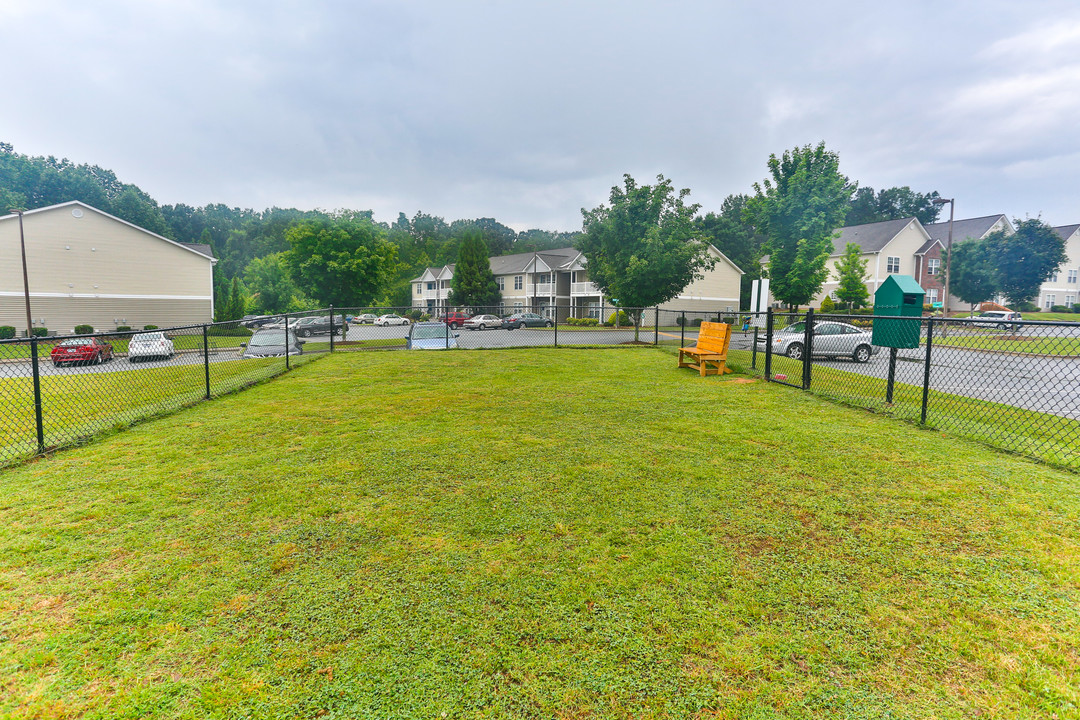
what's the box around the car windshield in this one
[58,339,91,346]
[132,333,163,342]
[412,325,448,340]
[250,331,291,347]
[782,322,806,333]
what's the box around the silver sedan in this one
[463,314,503,330]
[756,321,880,363]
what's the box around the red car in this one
[50,337,114,367]
[438,311,472,329]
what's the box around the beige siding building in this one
[1040,224,1080,310]
[1,201,216,335]
[411,245,743,319]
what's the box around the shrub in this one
[116,326,132,332]
[31,328,49,337]
[143,325,159,330]
[820,296,835,312]
[0,326,15,340]
[607,310,632,326]
[1073,304,1080,314]
[74,324,94,335]
[207,325,253,337]
[1017,301,1040,312]
[1051,305,1071,313]
[567,317,599,327]
[692,318,704,327]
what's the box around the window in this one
[1045,294,1056,309]
[927,288,938,305]
[1069,270,1077,284]
[427,281,436,291]
[927,258,940,275]
[497,277,505,291]
[514,302,523,311]
[415,284,421,295]
[886,256,901,274]
[1067,295,1076,307]
[1049,272,1059,283]
[514,276,523,290]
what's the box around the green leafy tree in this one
[693,194,765,309]
[833,242,870,309]
[244,253,307,314]
[747,143,852,308]
[988,218,1068,307]
[846,186,942,226]
[448,230,501,310]
[285,216,399,308]
[578,174,716,340]
[946,238,999,313]
[223,277,246,321]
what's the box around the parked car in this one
[350,313,378,324]
[958,310,1023,329]
[293,316,342,337]
[240,315,278,328]
[438,311,472,329]
[502,312,554,329]
[261,317,299,331]
[241,329,304,358]
[463,314,503,330]
[375,313,410,326]
[755,320,879,363]
[127,331,175,362]
[407,321,458,350]
[50,337,114,366]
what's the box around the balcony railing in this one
[571,282,599,295]
[527,283,554,295]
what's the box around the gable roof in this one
[490,247,579,275]
[1,200,217,263]
[832,217,920,256]
[1054,224,1080,241]
[923,214,1009,244]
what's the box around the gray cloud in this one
[4,0,1078,230]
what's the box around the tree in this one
[747,143,852,308]
[578,174,716,339]
[946,238,999,313]
[285,216,399,308]
[448,230,501,310]
[832,242,870,309]
[846,186,942,226]
[988,218,1068,307]
[693,194,765,309]
[244,253,308,314]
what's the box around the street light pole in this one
[10,209,33,337]
[932,198,954,317]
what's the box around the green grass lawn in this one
[1,349,1079,718]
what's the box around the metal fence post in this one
[284,312,290,370]
[921,317,934,424]
[329,305,335,353]
[680,311,685,347]
[654,307,659,345]
[802,308,814,390]
[554,308,558,347]
[30,337,44,454]
[203,324,211,400]
[764,308,774,381]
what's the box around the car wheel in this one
[300,329,311,338]
[996,323,1007,330]
[450,322,459,330]
[853,344,871,363]
[94,352,102,365]
[785,342,803,360]
[545,320,554,327]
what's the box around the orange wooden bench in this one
[678,321,733,376]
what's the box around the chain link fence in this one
[728,309,1080,470]
[2,305,1078,471]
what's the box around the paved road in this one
[0,347,244,380]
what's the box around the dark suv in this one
[293,316,342,337]
[439,311,471,329]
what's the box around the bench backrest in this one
[695,322,731,354]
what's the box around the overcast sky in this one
[4,0,1078,231]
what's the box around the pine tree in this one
[449,231,501,311]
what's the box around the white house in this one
[1039,224,1080,310]
[0,201,216,335]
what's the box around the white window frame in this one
[514,276,523,290]
[927,288,938,304]
[1066,295,1076,307]
[513,301,523,311]
[497,277,505,291]
[886,256,901,274]
[1045,294,1056,309]
[927,258,940,276]
[1069,270,1078,284]
[1049,272,1059,283]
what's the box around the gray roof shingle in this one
[832,217,916,256]
[923,214,1007,244]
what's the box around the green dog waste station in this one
[872,275,925,405]
[872,275,925,349]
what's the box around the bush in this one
[607,310,632,326]
[0,326,15,340]
[207,325,253,337]
[1051,305,1071,313]
[143,325,159,330]
[1073,304,1080,314]
[116,326,132,332]
[820,296,835,312]
[692,318,704,327]
[567,317,599,327]
[74,324,94,335]
[1017,301,1040,313]
[31,328,49,337]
